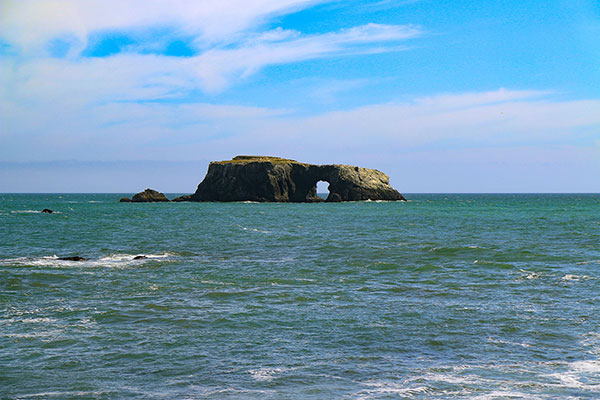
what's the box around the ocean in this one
[1,193,599,399]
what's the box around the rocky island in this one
[120,188,170,203]
[172,156,405,202]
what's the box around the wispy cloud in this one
[2,24,422,101]
[0,0,323,54]
[1,0,422,95]
[2,88,599,163]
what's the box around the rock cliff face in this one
[174,156,405,202]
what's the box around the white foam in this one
[561,274,593,281]
[470,390,544,400]
[544,359,600,391]
[576,260,600,265]
[518,269,541,280]
[11,209,62,214]
[248,367,293,382]
[355,380,428,399]
[4,329,64,339]
[16,391,109,398]
[20,317,56,324]
[570,359,600,373]
[487,337,531,348]
[0,253,177,268]
[237,225,271,234]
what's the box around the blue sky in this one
[1,0,599,192]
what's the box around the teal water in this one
[1,194,599,399]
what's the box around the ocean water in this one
[1,193,599,399]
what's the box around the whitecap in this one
[570,360,600,373]
[237,224,271,234]
[248,367,293,382]
[10,210,61,214]
[470,390,544,400]
[543,359,600,391]
[0,253,177,268]
[561,274,593,282]
[19,317,56,324]
[16,390,109,399]
[487,337,531,348]
[518,269,540,280]
[355,380,428,399]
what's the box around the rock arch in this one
[173,156,406,202]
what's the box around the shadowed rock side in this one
[173,156,405,202]
[121,188,169,202]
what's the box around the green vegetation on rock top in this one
[214,155,301,164]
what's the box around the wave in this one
[353,358,600,399]
[472,260,516,269]
[0,253,177,268]
[561,274,594,282]
[237,224,271,234]
[354,380,428,399]
[10,210,62,214]
[576,260,600,265]
[14,391,110,399]
[429,245,487,255]
[544,359,600,391]
[248,367,294,382]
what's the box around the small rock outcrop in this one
[121,189,170,203]
[174,156,405,202]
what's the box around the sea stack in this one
[173,156,405,202]
[121,188,170,202]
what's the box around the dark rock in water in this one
[184,156,406,202]
[171,195,192,202]
[133,255,147,260]
[130,189,170,202]
[119,197,132,202]
[326,193,343,202]
[58,256,88,261]
[41,209,54,213]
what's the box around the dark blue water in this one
[1,194,599,399]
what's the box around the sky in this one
[1,0,599,193]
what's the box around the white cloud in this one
[0,0,322,53]
[1,22,422,100]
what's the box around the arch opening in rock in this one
[316,180,330,200]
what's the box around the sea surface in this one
[1,193,599,399]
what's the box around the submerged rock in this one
[122,189,170,203]
[58,256,88,261]
[180,155,405,202]
[41,209,54,213]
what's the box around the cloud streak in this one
[0,0,322,53]
[2,87,598,161]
